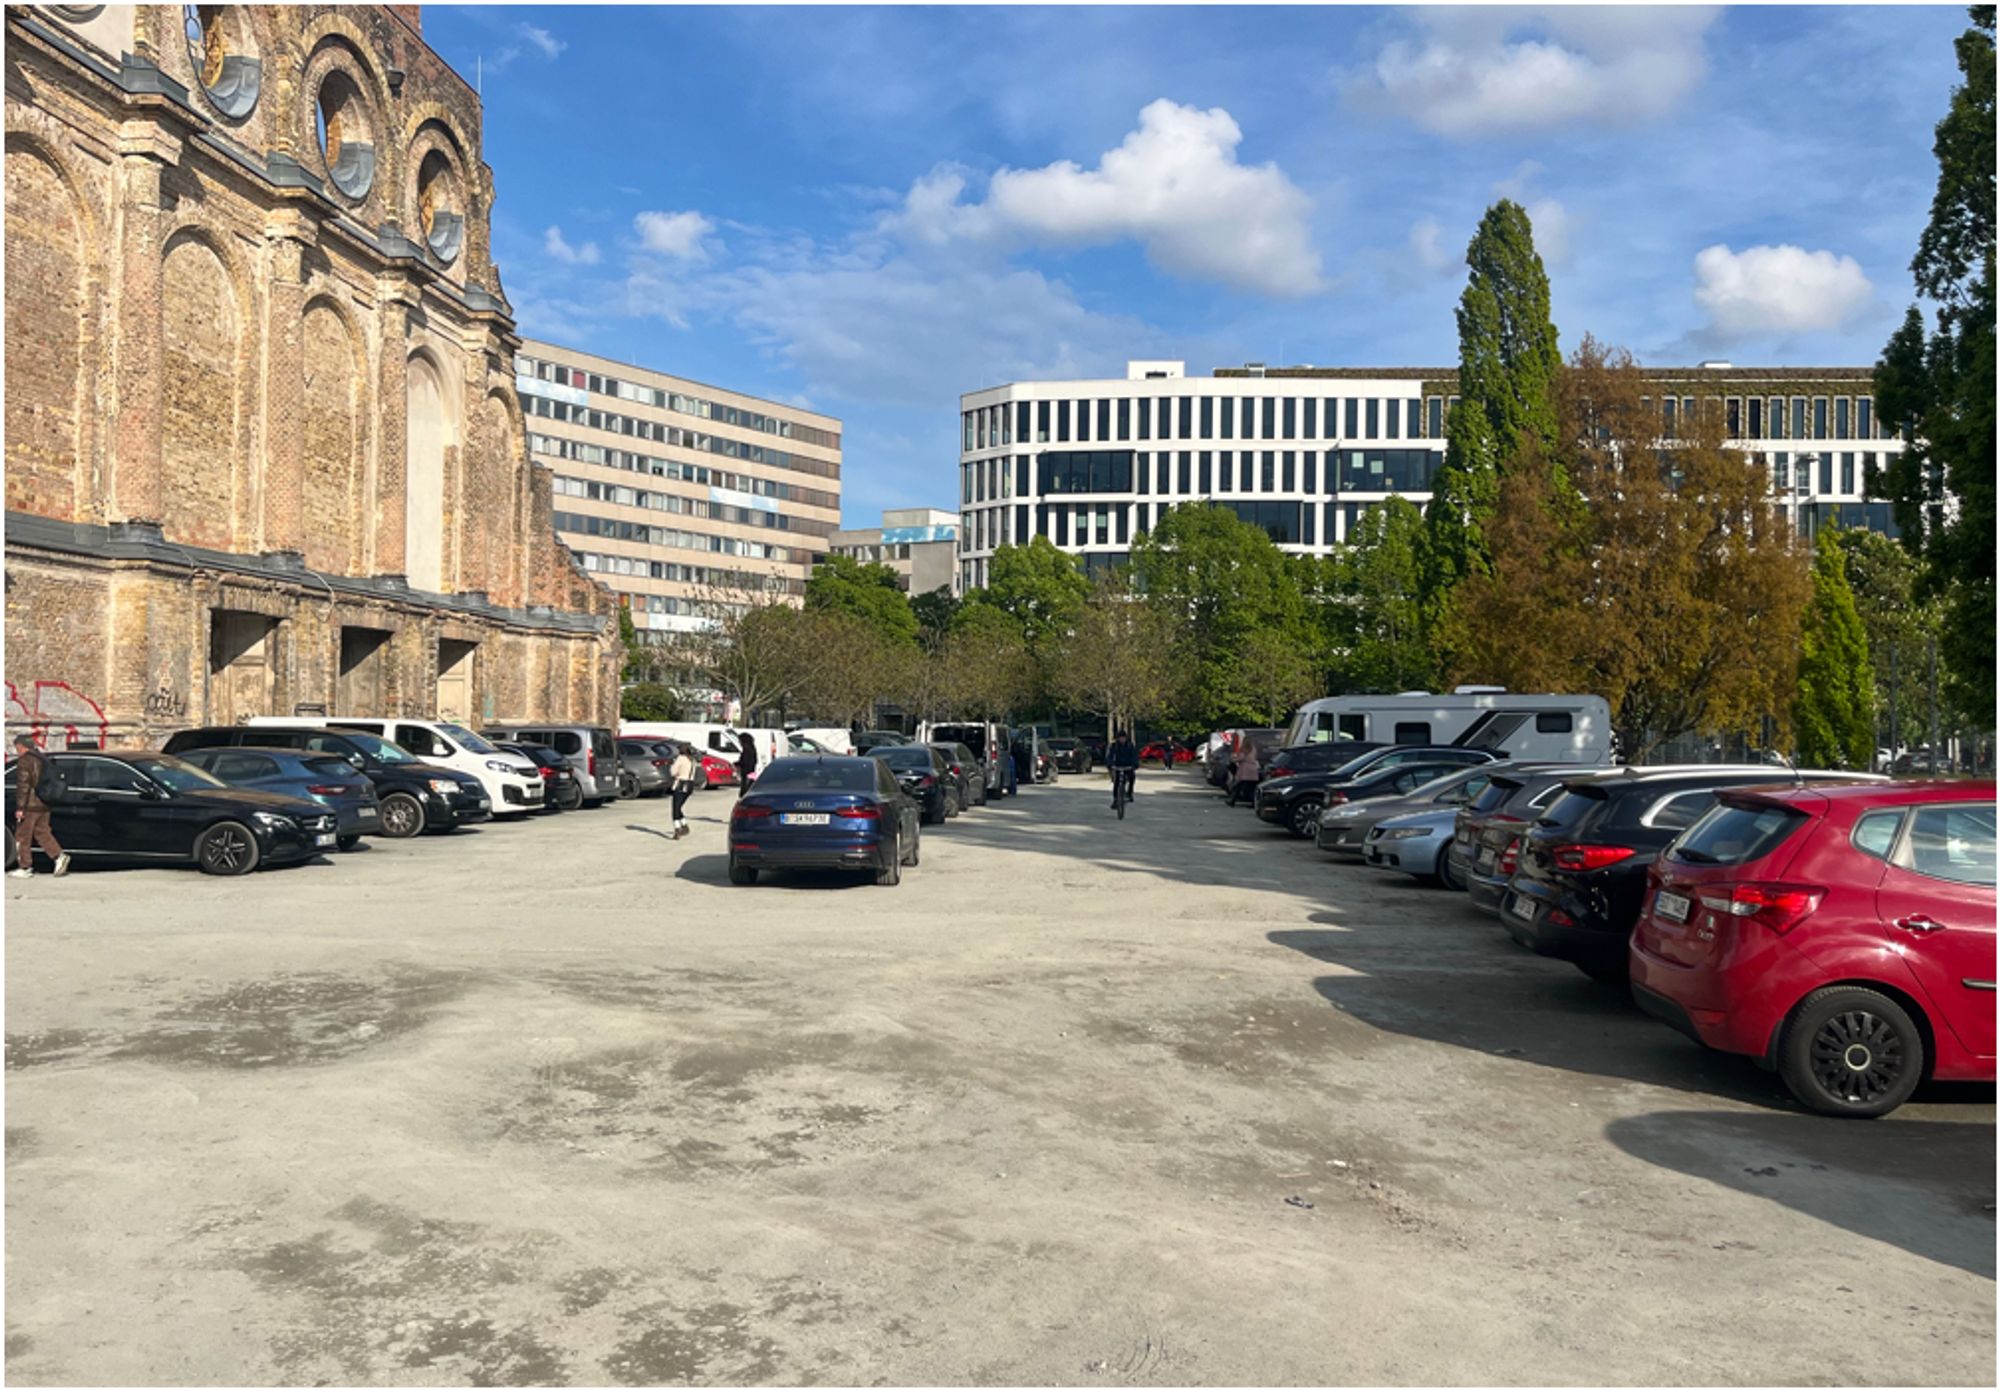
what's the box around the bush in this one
[621,682,686,722]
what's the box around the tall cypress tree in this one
[1874,5,1994,721]
[1419,200,1562,669]
[1793,528,1879,769]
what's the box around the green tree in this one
[1052,576,1187,742]
[980,537,1089,644]
[805,554,919,645]
[1874,6,1995,721]
[1793,529,1879,768]
[1419,199,1564,671]
[620,682,687,722]
[1128,503,1315,725]
[1831,528,1944,758]
[1323,496,1432,693]
[910,585,960,652]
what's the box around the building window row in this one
[961,393,1455,451]
[517,355,842,451]
[521,393,839,479]
[528,432,838,509]
[549,474,837,538]
[965,448,1444,501]
[563,547,808,594]
[552,510,795,562]
[1654,393,1883,442]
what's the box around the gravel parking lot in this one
[5,770,1993,1386]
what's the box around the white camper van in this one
[1282,690,1614,764]
[248,716,544,814]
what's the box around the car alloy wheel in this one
[379,792,424,839]
[1289,798,1324,838]
[196,821,260,876]
[1779,986,1924,1118]
[620,773,639,799]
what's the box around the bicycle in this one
[1111,767,1133,819]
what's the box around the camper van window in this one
[1535,712,1574,734]
[1393,722,1430,745]
[1338,714,1367,741]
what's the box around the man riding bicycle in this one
[1106,728,1139,810]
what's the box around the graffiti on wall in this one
[5,679,111,750]
[143,682,188,719]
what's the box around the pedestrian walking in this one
[11,734,70,879]
[734,729,758,798]
[668,743,697,838]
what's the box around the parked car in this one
[1327,744,1498,782]
[4,750,337,875]
[172,746,381,850]
[698,752,736,789]
[1316,763,1503,856]
[1140,740,1197,765]
[1046,736,1093,774]
[727,755,920,887]
[1360,807,1464,886]
[162,725,490,838]
[1264,740,1385,787]
[930,741,988,808]
[492,741,582,811]
[1452,766,1605,908]
[1631,780,1996,1117]
[1258,758,1479,837]
[865,744,955,823]
[788,727,856,754]
[1503,766,1888,985]
[851,730,909,752]
[254,717,543,816]
[789,732,838,754]
[615,739,672,798]
[481,723,621,806]
[920,722,1010,800]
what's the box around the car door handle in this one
[1895,915,1948,934]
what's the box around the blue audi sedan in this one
[728,755,920,886]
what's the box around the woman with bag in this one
[668,743,698,839]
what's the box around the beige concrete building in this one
[514,342,842,642]
[828,508,961,596]
[3,4,618,749]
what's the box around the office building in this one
[828,508,961,595]
[4,5,617,747]
[515,342,843,641]
[955,360,1905,591]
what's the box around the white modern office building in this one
[955,360,1905,592]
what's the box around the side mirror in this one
[349,753,366,770]
[138,782,167,801]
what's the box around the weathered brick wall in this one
[3,5,622,737]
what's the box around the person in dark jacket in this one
[735,730,759,798]
[11,734,69,878]
[1106,729,1140,808]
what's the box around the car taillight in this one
[652,758,671,768]
[1696,883,1825,934]
[839,804,881,819]
[1327,791,1348,805]
[1497,836,1521,876]
[732,803,773,821]
[538,767,557,779]
[1265,767,1295,780]
[919,775,936,787]
[306,784,354,796]
[1551,844,1637,872]
[587,749,596,776]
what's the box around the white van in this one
[249,716,544,815]
[620,723,787,774]
[1282,690,1614,764]
[790,727,856,755]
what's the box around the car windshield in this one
[438,723,496,755]
[127,755,226,792]
[871,747,934,769]
[754,759,877,792]
[1046,738,1077,750]
[339,730,415,765]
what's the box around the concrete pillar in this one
[108,118,179,525]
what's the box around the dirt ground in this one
[4,770,1993,1386]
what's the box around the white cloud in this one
[633,210,717,261]
[1408,217,1454,274]
[1490,162,1572,267]
[517,23,564,59]
[1349,8,1718,138]
[883,99,1323,297]
[542,225,599,266]
[1691,243,1875,340]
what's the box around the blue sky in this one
[420,5,1971,525]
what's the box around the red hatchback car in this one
[1630,780,1996,1117]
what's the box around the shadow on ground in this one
[1606,1109,1996,1278]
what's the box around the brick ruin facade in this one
[4,4,619,748]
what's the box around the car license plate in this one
[358,809,378,821]
[313,833,337,848]
[1655,890,1691,922]
[1507,893,1536,922]
[1476,846,1496,870]
[781,813,829,826]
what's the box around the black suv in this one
[162,725,489,838]
[4,750,335,875]
[865,744,954,823]
[1503,766,1883,984]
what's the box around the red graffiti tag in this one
[5,679,111,750]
